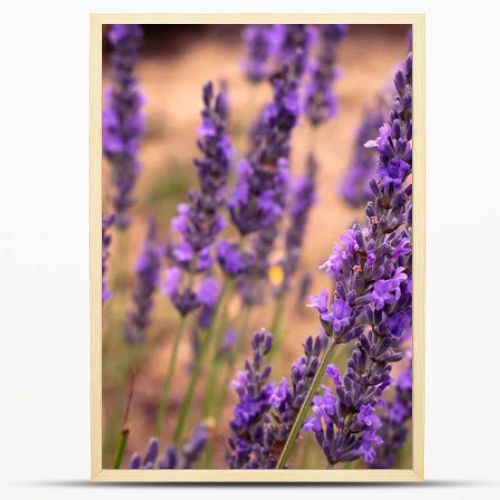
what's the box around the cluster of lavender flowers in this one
[340,104,386,206]
[220,25,314,305]
[130,422,208,469]
[124,220,161,343]
[305,24,347,127]
[103,24,145,229]
[102,213,114,302]
[226,329,275,468]
[371,349,412,468]
[164,82,233,319]
[305,50,413,467]
[242,25,281,83]
[227,330,327,468]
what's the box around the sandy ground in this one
[102,25,411,469]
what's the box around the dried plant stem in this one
[275,336,338,469]
[172,276,231,443]
[112,371,135,469]
[154,315,187,438]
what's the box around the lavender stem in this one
[173,275,232,443]
[202,304,252,467]
[154,314,188,438]
[275,337,339,469]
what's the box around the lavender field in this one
[101,23,413,470]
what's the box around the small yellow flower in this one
[268,264,284,287]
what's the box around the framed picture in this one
[90,13,425,482]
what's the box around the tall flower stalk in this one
[103,24,145,230]
[124,219,161,343]
[275,50,413,469]
[155,82,233,439]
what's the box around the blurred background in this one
[102,24,411,469]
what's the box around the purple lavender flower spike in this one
[305,24,347,127]
[370,350,412,468]
[102,213,114,302]
[124,219,161,343]
[130,423,208,469]
[228,25,313,305]
[305,50,413,467]
[103,24,145,229]
[164,82,233,319]
[226,328,275,469]
[242,25,282,83]
[340,104,386,207]
[279,153,317,295]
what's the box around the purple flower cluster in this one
[371,350,412,468]
[124,220,161,343]
[102,213,114,302]
[305,51,413,467]
[269,334,324,460]
[340,104,386,206]
[280,153,317,295]
[103,24,145,229]
[223,25,314,304]
[164,82,233,318]
[226,329,275,468]
[242,25,281,83]
[305,24,348,127]
[130,422,208,469]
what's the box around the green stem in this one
[275,337,338,469]
[112,428,129,469]
[268,292,287,362]
[172,276,231,443]
[201,281,234,419]
[154,315,187,438]
[201,306,252,468]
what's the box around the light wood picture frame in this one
[90,13,425,482]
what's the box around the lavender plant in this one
[103,24,145,229]
[275,50,413,468]
[102,213,114,302]
[123,220,161,343]
[340,103,386,207]
[155,81,233,439]
[305,24,347,127]
[226,328,275,468]
[242,25,281,83]
[370,349,412,468]
[224,24,314,305]
[130,422,208,469]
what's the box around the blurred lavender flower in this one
[164,82,233,318]
[279,153,317,295]
[217,329,238,359]
[370,350,412,468]
[102,213,114,302]
[305,24,347,127]
[227,25,313,305]
[130,422,208,469]
[242,25,282,83]
[340,104,386,206]
[226,329,275,468]
[305,51,413,467]
[103,24,145,229]
[124,220,161,343]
